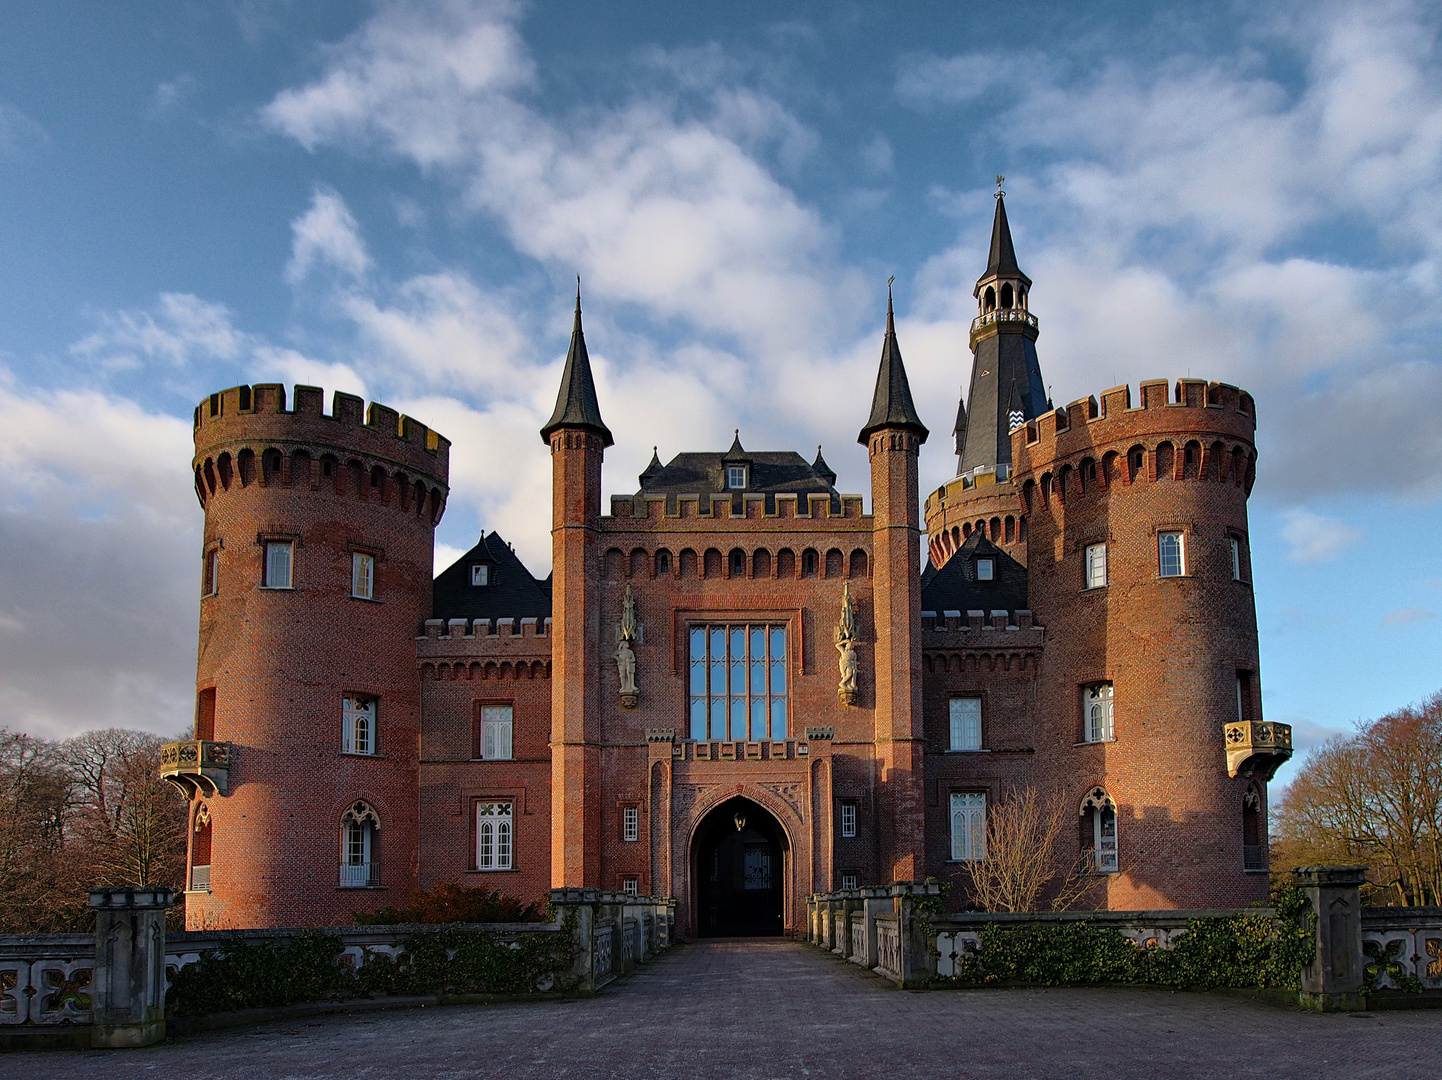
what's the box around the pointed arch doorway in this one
[693,797,787,937]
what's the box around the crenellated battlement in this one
[191,384,449,517]
[604,492,869,526]
[1011,379,1257,492]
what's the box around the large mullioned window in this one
[689,624,788,741]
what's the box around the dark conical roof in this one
[953,394,968,456]
[981,193,1028,284]
[812,445,836,486]
[722,430,749,461]
[858,290,929,445]
[540,287,613,446]
[639,446,663,486]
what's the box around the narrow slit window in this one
[1084,543,1107,589]
[839,801,857,838]
[622,805,639,842]
[351,552,374,600]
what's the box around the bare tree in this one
[964,785,1097,912]
[0,730,83,931]
[1275,692,1442,906]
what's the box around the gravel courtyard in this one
[4,939,1437,1079]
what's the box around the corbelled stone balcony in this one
[159,739,231,798]
[969,306,1038,345]
[1224,721,1292,781]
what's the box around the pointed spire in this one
[540,280,613,447]
[639,445,663,487]
[982,191,1026,283]
[723,429,747,460]
[812,444,837,486]
[858,283,929,445]
[953,394,968,457]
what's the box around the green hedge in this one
[941,887,1315,991]
[166,926,575,1016]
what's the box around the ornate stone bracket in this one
[616,583,641,709]
[834,583,859,706]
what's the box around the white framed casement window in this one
[203,549,220,597]
[840,873,859,890]
[475,801,513,870]
[1230,537,1242,581]
[622,805,639,842]
[622,877,639,896]
[479,705,513,760]
[351,552,375,599]
[470,563,490,586]
[726,465,747,489]
[1081,788,1119,873]
[1082,682,1114,743]
[339,801,380,887]
[1158,531,1185,577]
[342,695,377,755]
[950,792,986,862]
[949,696,982,751]
[976,557,995,581]
[1084,543,1107,589]
[839,801,857,838]
[262,540,293,589]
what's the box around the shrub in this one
[354,882,547,925]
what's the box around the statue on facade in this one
[835,582,859,706]
[616,583,641,708]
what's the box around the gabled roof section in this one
[636,445,839,514]
[920,531,1027,614]
[433,531,552,624]
[540,288,613,447]
[980,192,1030,286]
[858,290,929,445]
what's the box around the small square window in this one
[839,801,857,838]
[342,695,376,755]
[976,557,995,581]
[352,552,375,600]
[479,706,513,760]
[263,541,293,589]
[840,873,859,891]
[622,805,639,842]
[949,697,982,751]
[470,564,490,586]
[1158,532,1185,577]
[1084,543,1107,589]
[622,877,639,896]
[726,465,747,489]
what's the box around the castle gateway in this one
[166,197,1290,933]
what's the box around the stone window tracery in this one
[340,801,380,887]
[475,801,513,871]
[1080,788,1118,873]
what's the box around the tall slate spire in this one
[983,192,1029,284]
[540,284,614,447]
[858,287,929,445]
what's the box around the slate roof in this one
[981,192,1030,286]
[858,291,929,444]
[920,531,1028,613]
[635,434,840,515]
[540,290,613,447]
[432,531,552,624]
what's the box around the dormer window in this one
[726,465,748,490]
[976,557,995,581]
[470,564,490,586]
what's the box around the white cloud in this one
[285,187,372,284]
[71,293,248,370]
[895,52,1012,105]
[1279,507,1362,564]
[1382,606,1437,626]
[150,74,198,117]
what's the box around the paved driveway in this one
[5,939,1437,1079]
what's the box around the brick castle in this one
[164,195,1293,933]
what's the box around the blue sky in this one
[2,0,1440,795]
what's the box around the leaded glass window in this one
[688,624,788,741]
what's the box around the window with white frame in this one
[342,695,376,755]
[622,877,639,896]
[1158,531,1185,577]
[688,624,788,741]
[1080,788,1118,873]
[203,549,220,597]
[479,705,513,760]
[726,465,747,489]
[351,552,375,599]
[339,801,379,887]
[840,873,859,890]
[475,801,513,870]
[622,805,639,842]
[950,792,986,861]
[949,697,982,751]
[470,563,490,586]
[1230,537,1242,581]
[1082,682,1114,743]
[263,540,293,589]
[839,801,857,838]
[1084,543,1107,589]
[976,557,995,581]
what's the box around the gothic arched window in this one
[340,801,380,887]
[1080,788,1118,873]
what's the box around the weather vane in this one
[995,174,1005,198]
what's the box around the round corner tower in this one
[1011,378,1288,908]
[173,382,449,928]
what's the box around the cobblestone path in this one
[6,940,1438,1079]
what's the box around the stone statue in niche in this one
[616,583,641,708]
[834,582,859,706]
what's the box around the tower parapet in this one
[181,384,448,929]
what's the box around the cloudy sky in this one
[2,0,1440,791]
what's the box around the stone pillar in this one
[1293,866,1366,1011]
[550,887,600,993]
[860,886,890,970]
[88,887,174,1048]
[893,880,944,990]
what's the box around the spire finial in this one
[575,276,581,311]
[995,174,1005,198]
